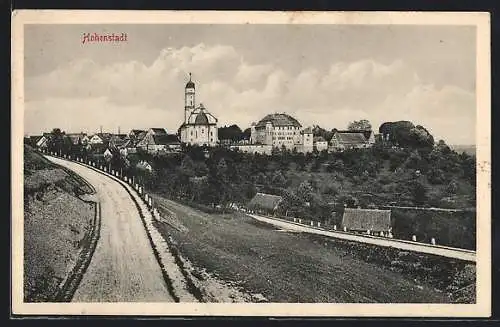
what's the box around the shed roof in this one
[248,192,283,211]
[341,208,392,232]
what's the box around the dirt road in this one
[46,156,175,302]
[247,214,476,262]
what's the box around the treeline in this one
[120,140,475,220]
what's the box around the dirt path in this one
[247,214,476,262]
[46,157,175,302]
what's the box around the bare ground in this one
[151,194,457,303]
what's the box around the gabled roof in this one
[152,134,181,145]
[341,208,391,232]
[247,192,283,211]
[149,128,167,135]
[332,131,368,145]
[94,133,112,142]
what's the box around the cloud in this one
[24,43,475,144]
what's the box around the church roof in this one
[186,103,218,126]
[254,113,302,129]
[195,112,209,125]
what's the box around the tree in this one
[348,119,372,131]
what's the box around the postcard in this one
[11,10,491,317]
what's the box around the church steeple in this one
[184,73,196,123]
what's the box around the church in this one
[178,74,219,147]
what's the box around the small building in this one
[341,208,392,234]
[247,192,283,214]
[35,134,50,150]
[136,128,180,154]
[89,133,112,146]
[313,136,328,152]
[329,130,375,152]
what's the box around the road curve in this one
[248,214,476,263]
[46,156,175,302]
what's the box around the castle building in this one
[179,74,218,146]
[248,113,313,153]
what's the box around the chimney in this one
[100,125,103,134]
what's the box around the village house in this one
[88,133,112,146]
[35,133,51,150]
[341,208,392,236]
[313,136,329,152]
[328,130,375,152]
[247,192,283,215]
[136,128,181,154]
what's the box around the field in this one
[23,146,96,302]
[151,194,474,303]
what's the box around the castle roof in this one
[254,113,302,129]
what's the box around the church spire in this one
[185,72,195,89]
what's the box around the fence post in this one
[412,235,417,242]
[310,221,314,226]
[343,226,347,232]
[148,197,152,207]
[333,225,337,231]
[298,219,302,224]
[317,221,321,228]
[431,237,436,245]
[366,229,371,235]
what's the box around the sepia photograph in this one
[11,10,491,317]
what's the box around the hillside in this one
[24,145,96,302]
[123,142,476,249]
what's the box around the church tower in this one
[185,73,196,123]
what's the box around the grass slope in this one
[23,146,95,302]
[151,194,462,303]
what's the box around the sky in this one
[24,24,476,144]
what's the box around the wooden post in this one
[317,222,321,227]
[412,235,417,242]
[333,225,337,231]
[148,197,152,207]
[310,221,314,226]
[431,237,436,245]
[367,229,371,235]
[343,226,347,232]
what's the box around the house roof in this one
[95,133,112,142]
[149,128,167,135]
[247,193,283,211]
[254,113,302,129]
[152,134,181,145]
[332,131,368,145]
[341,208,391,232]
